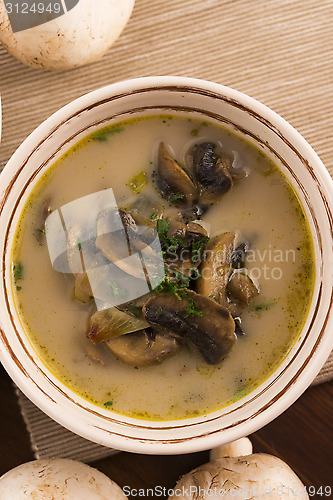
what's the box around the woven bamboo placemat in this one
[1,0,332,461]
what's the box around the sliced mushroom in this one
[228,272,259,305]
[67,225,107,303]
[126,195,164,225]
[231,242,249,269]
[84,340,111,365]
[197,232,236,307]
[157,142,198,205]
[178,203,209,222]
[96,208,145,280]
[127,292,154,309]
[143,291,235,364]
[73,273,93,303]
[87,307,150,344]
[186,221,208,241]
[105,328,181,366]
[189,143,233,203]
[164,221,208,277]
[167,220,188,240]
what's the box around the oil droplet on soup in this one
[11,114,315,420]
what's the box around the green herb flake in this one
[36,228,45,235]
[155,275,188,300]
[170,193,184,203]
[251,302,275,311]
[108,280,119,297]
[155,307,163,317]
[150,211,158,220]
[16,286,22,292]
[103,401,113,408]
[127,302,141,318]
[184,298,204,318]
[156,217,170,238]
[172,269,190,288]
[13,262,23,283]
[191,236,211,263]
[92,127,124,142]
[128,171,147,194]
[209,294,219,302]
[188,267,202,279]
[77,238,83,251]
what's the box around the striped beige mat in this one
[1,0,332,462]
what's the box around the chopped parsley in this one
[171,269,190,288]
[127,302,141,317]
[92,126,124,142]
[170,193,184,203]
[103,401,114,408]
[13,262,23,283]
[155,307,163,317]
[191,236,211,263]
[156,217,170,238]
[108,280,128,301]
[150,211,158,220]
[77,238,83,251]
[155,275,188,301]
[251,302,275,311]
[184,298,204,318]
[188,267,202,279]
[155,217,189,257]
[155,276,203,317]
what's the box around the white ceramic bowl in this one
[0,77,332,454]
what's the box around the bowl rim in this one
[0,76,332,454]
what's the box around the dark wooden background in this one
[0,364,332,499]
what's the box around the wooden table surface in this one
[0,364,332,499]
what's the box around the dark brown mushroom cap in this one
[105,328,181,366]
[143,291,235,364]
[157,142,198,205]
[189,143,233,203]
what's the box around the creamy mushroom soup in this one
[11,114,315,420]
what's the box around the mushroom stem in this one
[209,437,253,460]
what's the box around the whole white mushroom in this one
[169,438,309,500]
[0,458,127,499]
[0,0,135,70]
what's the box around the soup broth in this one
[11,114,314,420]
